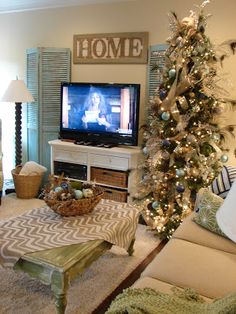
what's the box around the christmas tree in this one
[137,0,236,240]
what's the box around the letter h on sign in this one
[73,32,149,64]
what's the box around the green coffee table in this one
[13,238,135,314]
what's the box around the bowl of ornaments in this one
[43,174,104,216]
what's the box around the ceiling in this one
[0,0,134,14]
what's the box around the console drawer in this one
[91,167,128,188]
[90,153,129,171]
[54,149,87,164]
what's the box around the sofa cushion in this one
[216,179,236,243]
[192,188,226,238]
[173,212,236,255]
[133,277,212,302]
[210,165,236,199]
[141,238,236,299]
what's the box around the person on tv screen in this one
[81,88,111,131]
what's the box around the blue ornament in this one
[161,139,171,148]
[74,189,83,199]
[54,186,63,193]
[60,182,68,189]
[143,146,148,155]
[176,183,185,193]
[169,68,176,78]
[176,168,185,177]
[220,154,228,163]
[161,111,170,121]
[159,89,167,100]
[152,201,159,209]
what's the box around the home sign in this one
[73,32,149,64]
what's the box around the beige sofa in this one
[132,211,236,301]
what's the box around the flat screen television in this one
[59,82,140,147]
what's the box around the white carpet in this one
[0,194,161,314]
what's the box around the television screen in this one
[60,82,140,146]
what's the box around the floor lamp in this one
[1,79,34,166]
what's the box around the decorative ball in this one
[161,139,171,148]
[176,183,185,193]
[189,168,199,177]
[61,182,69,189]
[74,189,83,199]
[220,154,229,163]
[176,36,183,45]
[169,68,176,78]
[54,186,63,193]
[186,134,196,144]
[212,133,221,143]
[161,150,170,160]
[60,192,72,201]
[161,111,170,121]
[159,89,167,100]
[143,146,148,155]
[82,188,94,198]
[176,168,185,177]
[152,200,159,209]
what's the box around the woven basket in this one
[12,165,44,199]
[44,185,104,216]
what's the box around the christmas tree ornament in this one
[161,150,170,160]
[220,154,229,163]
[176,183,185,193]
[176,168,185,177]
[152,200,159,209]
[186,134,197,144]
[161,139,171,148]
[189,168,199,177]
[143,146,148,155]
[159,89,167,100]
[169,68,176,78]
[212,133,221,142]
[161,111,170,121]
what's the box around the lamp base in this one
[15,102,22,166]
[5,188,16,195]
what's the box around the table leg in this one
[51,270,69,314]
[127,238,135,256]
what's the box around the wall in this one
[0,0,236,177]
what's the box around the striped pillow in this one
[210,166,236,199]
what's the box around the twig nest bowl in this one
[43,175,104,216]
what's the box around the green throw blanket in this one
[105,287,236,314]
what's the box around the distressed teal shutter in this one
[148,44,167,97]
[26,47,71,176]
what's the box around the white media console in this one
[49,139,143,202]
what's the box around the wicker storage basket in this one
[44,185,104,217]
[12,165,44,199]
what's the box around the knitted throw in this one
[105,287,236,314]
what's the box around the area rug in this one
[0,194,161,314]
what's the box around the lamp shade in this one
[1,79,34,103]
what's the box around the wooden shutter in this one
[26,47,71,176]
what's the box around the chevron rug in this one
[0,194,161,314]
